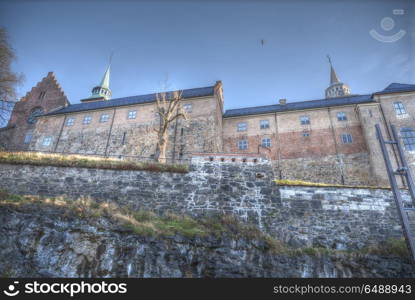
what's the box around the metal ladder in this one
[375,124,415,264]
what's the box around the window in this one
[401,128,415,151]
[261,138,271,148]
[300,115,310,125]
[303,131,310,137]
[337,112,347,121]
[183,103,192,113]
[128,110,137,119]
[66,118,75,126]
[394,102,406,115]
[341,133,353,144]
[237,122,247,132]
[238,140,248,150]
[260,120,270,129]
[121,132,127,145]
[100,113,109,123]
[39,91,46,100]
[83,115,92,125]
[24,133,32,144]
[42,136,52,146]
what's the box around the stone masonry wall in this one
[277,152,373,185]
[0,159,413,250]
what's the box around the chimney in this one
[279,98,287,105]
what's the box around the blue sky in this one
[1,0,414,110]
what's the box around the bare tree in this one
[154,90,187,163]
[0,27,23,127]
[133,124,157,157]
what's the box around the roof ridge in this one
[71,84,217,106]
[44,85,216,116]
[225,94,368,113]
[223,94,373,118]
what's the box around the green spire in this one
[330,65,340,85]
[100,65,110,89]
[327,55,340,85]
[89,64,112,100]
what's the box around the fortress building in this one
[1,62,415,186]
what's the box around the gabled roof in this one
[223,94,373,118]
[44,86,215,116]
[374,83,415,95]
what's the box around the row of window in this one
[236,112,348,131]
[40,131,130,147]
[236,133,353,150]
[64,104,193,127]
[66,111,135,126]
[33,128,415,150]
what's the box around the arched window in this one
[401,128,415,151]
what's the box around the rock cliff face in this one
[1,204,414,278]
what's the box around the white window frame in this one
[261,138,271,148]
[66,117,75,126]
[237,122,247,132]
[300,115,310,125]
[336,112,347,121]
[42,136,53,146]
[128,110,137,119]
[238,140,248,150]
[100,113,110,123]
[83,115,92,125]
[260,120,270,129]
[394,102,406,116]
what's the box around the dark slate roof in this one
[374,83,415,95]
[44,86,215,116]
[223,94,373,118]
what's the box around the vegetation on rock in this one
[274,179,390,190]
[0,151,188,173]
[0,189,410,258]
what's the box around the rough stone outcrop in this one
[0,204,414,278]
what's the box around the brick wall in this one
[6,72,68,151]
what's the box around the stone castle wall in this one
[222,105,381,186]
[29,96,223,161]
[1,159,412,250]
[276,152,373,185]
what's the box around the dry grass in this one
[361,238,410,257]
[0,151,188,173]
[274,179,390,190]
[0,190,281,251]
[1,190,408,257]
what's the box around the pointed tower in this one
[325,56,351,98]
[81,64,112,102]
